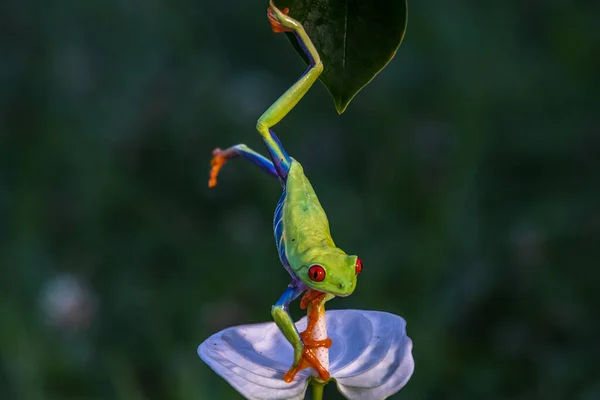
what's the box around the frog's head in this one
[297,247,362,296]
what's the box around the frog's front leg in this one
[299,290,333,349]
[273,286,333,383]
[294,290,334,382]
[272,284,332,382]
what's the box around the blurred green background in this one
[1,0,599,399]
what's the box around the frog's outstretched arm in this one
[271,284,305,367]
[209,1,322,187]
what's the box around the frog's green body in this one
[283,160,357,296]
[208,1,361,383]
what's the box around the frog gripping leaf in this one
[208,2,364,382]
[274,0,408,113]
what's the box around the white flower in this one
[198,309,414,400]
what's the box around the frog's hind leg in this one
[256,2,323,181]
[208,144,277,188]
[210,3,323,187]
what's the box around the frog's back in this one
[281,160,335,266]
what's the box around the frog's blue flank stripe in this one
[274,190,293,276]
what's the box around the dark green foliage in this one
[275,0,407,113]
[1,0,599,399]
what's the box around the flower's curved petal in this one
[327,310,395,374]
[198,310,413,400]
[329,311,414,400]
[198,320,310,400]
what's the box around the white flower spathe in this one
[198,309,414,400]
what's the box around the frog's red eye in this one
[355,258,363,275]
[308,265,325,282]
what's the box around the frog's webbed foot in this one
[284,344,331,383]
[209,148,228,188]
[299,289,325,309]
[267,1,295,33]
[301,335,332,349]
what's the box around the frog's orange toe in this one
[267,6,292,33]
[302,337,332,349]
[300,290,326,309]
[283,347,330,383]
[208,149,227,188]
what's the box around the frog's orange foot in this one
[300,290,326,309]
[267,4,292,33]
[301,335,332,349]
[283,347,330,383]
[208,148,227,188]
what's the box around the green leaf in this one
[274,0,408,114]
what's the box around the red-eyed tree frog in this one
[208,1,363,383]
